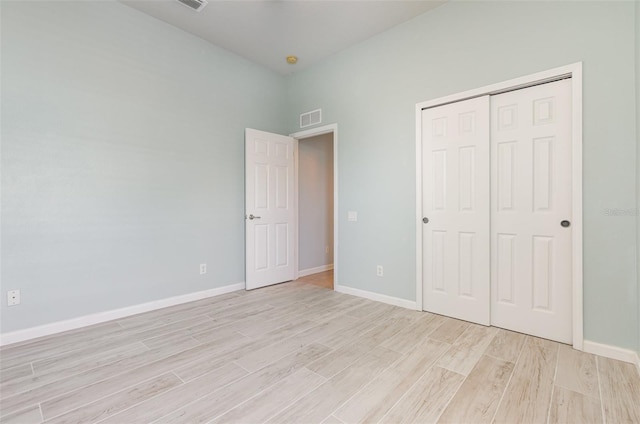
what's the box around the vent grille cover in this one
[300,109,322,128]
[176,0,208,12]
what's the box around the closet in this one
[421,78,573,344]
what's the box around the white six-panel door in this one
[490,79,573,343]
[421,79,573,343]
[422,96,491,325]
[245,128,296,290]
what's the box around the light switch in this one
[348,211,358,222]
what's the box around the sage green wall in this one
[0,1,287,333]
[286,1,639,350]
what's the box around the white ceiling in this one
[121,0,446,75]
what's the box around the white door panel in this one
[422,96,491,325]
[246,129,296,290]
[490,79,573,343]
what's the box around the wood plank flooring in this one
[1,270,639,424]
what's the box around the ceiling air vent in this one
[176,0,208,12]
[300,109,322,128]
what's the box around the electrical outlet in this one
[325,246,330,254]
[376,265,383,277]
[200,264,207,275]
[348,211,358,222]
[7,290,20,306]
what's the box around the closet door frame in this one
[415,62,583,350]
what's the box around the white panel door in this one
[490,79,572,343]
[245,128,296,290]
[422,96,491,325]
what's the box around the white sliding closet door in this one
[422,96,491,325]
[490,79,573,343]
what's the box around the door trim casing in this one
[415,62,583,350]
[290,123,339,289]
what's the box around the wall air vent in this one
[300,109,322,128]
[176,0,208,12]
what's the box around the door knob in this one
[248,214,261,220]
[422,217,429,224]
[561,220,571,228]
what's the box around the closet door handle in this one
[561,220,571,228]
[248,214,261,220]
[422,217,429,224]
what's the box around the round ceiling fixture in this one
[286,56,298,65]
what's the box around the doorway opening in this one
[292,124,338,291]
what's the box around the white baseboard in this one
[583,340,640,373]
[335,284,417,310]
[298,264,334,278]
[0,282,245,347]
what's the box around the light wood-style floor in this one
[1,271,639,424]
[298,270,334,290]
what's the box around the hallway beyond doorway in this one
[296,270,333,290]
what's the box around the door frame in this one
[290,124,339,289]
[415,62,584,350]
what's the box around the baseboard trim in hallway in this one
[298,264,334,278]
[0,282,245,346]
